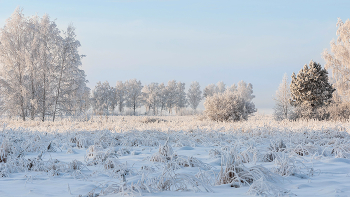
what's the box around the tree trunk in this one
[17,62,26,121]
[53,54,65,122]
[42,72,46,122]
[133,99,136,116]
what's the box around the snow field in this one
[0,115,350,196]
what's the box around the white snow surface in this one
[0,114,350,197]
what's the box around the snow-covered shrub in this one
[272,153,297,177]
[150,139,174,162]
[195,169,216,186]
[204,81,256,122]
[216,146,284,193]
[217,148,266,186]
[240,145,259,164]
[204,92,254,122]
[85,145,117,165]
[142,165,213,193]
[293,144,310,156]
[263,140,287,162]
[331,141,350,158]
[104,158,130,179]
[270,140,286,152]
[68,159,84,171]
[176,156,212,170]
[76,137,90,149]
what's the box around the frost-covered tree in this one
[115,81,126,113]
[203,82,226,98]
[165,80,178,114]
[323,18,350,103]
[0,8,29,120]
[25,15,41,120]
[109,86,116,114]
[273,74,293,121]
[91,81,115,115]
[203,84,216,98]
[204,81,256,122]
[237,81,255,102]
[290,61,335,119]
[125,79,143,115]
[75,86,91,115]
[142,83,159,115]
[52,24,86,121]
[37,14,62,121]
[157,83,168,114]
[175,82,187,114]
[216,81,226,94]
[187,81,202,110]
[0,8,88,121]
[237,81,256,117]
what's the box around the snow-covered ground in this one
[1,114,350,197]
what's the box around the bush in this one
[204,91,255,122]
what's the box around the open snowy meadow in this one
[1,114,350,197]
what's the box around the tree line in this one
[90,79,256,120]
[91,79,199,116]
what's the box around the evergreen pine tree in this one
[290,60,335,119]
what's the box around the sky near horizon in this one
[0,0,349,113]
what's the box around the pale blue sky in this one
[0,0,349,112]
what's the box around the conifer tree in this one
[290,61,335,119]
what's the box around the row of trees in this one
[0,8,89,121]
[90,79,257,120]
[91,79,203,116]
[274,19,350,121]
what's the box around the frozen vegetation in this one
[1,8,350,197]
[0,114,350,196]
